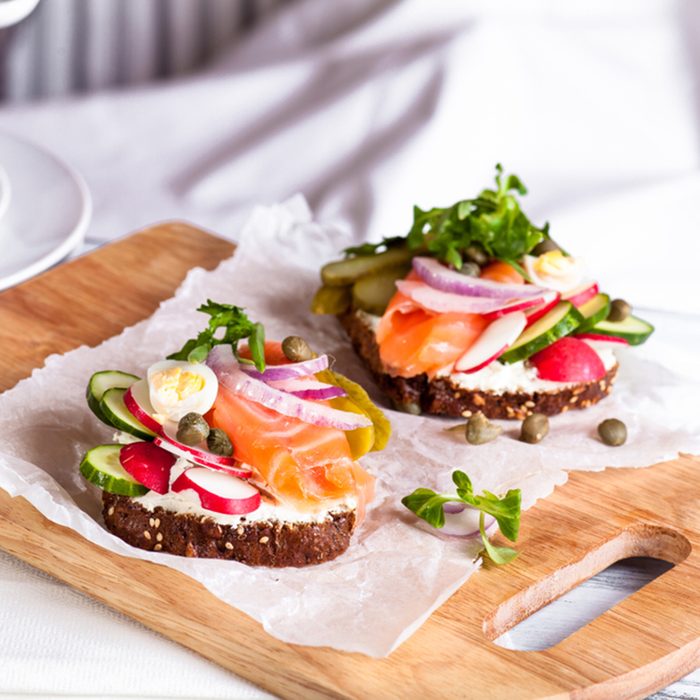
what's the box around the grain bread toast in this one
[103,492,356,567]
[339,309,618,420]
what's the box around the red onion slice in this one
[239,354,329,381]
[269,378,347,400]
[396,280,546,315]
[413,256,546,299]
[441,505,496,538]
[207,345,372,430]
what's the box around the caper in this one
[282,335,313,363]
[464,245,489,266]
[207,428,234,456]
[466,411,502,445]
[532,238,561,256]
[393,400,421,415]
[458,262,481,278]
[608,299,631,323]
[598,418,627,446]
[520,413,549,444]
[176,412,210,446]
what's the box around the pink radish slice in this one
[119,442,176,494]
[530,337,606,382]
[207,346,372,430]
[575,332,630,346]
[123,380,163,435]
[454,312,527,373]
[563,281,599,307]
[172,467,261,515]
[524,292,561,327]
[413,256,547,299]
[396,280,546,316]
[153,422,251,475]
[268,378,346,400]
[239,354,329,381]
[483,290,558,320]
[160,422,237,466]
[154,434,252,477]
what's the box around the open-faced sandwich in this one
[80,301,389,567]
[312,165,654,419]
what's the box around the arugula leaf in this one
[168,300,265,371]
[248,322,266,373]
[349,165,548,270]
[401,470,522,566]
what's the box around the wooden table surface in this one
[1,223,699,700]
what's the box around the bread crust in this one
[339,310,618,420]
[102,492,356,567]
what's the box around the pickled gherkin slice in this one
[321,247,412,287]
[317,369,391,452]
[352,265,410,316]
[310,285,352,315]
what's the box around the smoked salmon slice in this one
[376,282,488,378]
[207,352,375,517]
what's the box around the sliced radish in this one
[524,292,561,327]
[154,434,252,477]
[483,290,558,320]
[530,337,606,382]
[123,380,163,435]
[454,312,527,373]
[269,377,346,400]
[396,280,548,316]
[575,332,630,346]
[207,345,372,431]
[172,467,261,515]
[153,422,251,477]
[413,256,546,299]
[563,281,599,307]
[119,442,176,494]
[240,354,329,381]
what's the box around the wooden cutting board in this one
[0,222,698,700]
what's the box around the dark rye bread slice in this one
[339,309,618,420]
[102,492,356,567]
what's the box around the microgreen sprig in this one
[344,164,548,273]
[168,300,266,372]
[401,470,522,565]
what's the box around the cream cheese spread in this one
[355,310,618,395]
[131,456,356,525]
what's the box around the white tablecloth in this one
[1,0,699,696]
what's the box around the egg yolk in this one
[151,367,205,405]
[534,250,574,278]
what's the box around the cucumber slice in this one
[100,387,157,440]
[591,314,654,346]
[576,293,611,332]
[321,247,412,287]
[86,370,140,425]
[500,301,583,363]
[310,284,352,315]
[80,444,149,496]
[352,265,410,316]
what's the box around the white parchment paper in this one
[1,196,699,658]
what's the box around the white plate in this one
[0,131,91,291]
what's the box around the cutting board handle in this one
[485,523,692,642]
